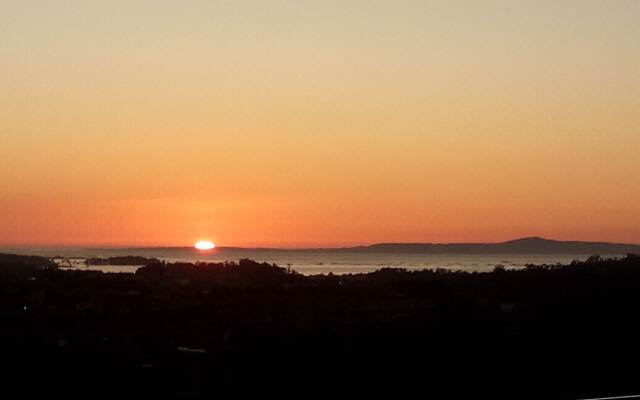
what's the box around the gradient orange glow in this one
[1,1,639,247]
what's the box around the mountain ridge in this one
[355,237,640,254]
[94,237,640,255]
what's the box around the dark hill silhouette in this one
[349,236,640,254]
[111,237,640,256]
[2,252,640,398]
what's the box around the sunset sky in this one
[1,1,639,247]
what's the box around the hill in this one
[349,237,640,254]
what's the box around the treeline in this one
[86,256,161,266]
[1,252,640,398]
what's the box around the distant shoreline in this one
[4,237,640,254]
[5,237,640,255]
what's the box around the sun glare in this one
[194,240,216,250]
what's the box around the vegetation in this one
[85,256,161,266]
[1,253,639,398]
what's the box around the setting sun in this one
[194,241,216,251]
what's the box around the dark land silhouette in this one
[2,252,640,398]
[353,236,640,254]
[85,255,161,266]
[103,236,640,255]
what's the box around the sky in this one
[1,1,639,247]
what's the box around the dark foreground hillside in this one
[1,253,640,398]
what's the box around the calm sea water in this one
[1,246,621,275]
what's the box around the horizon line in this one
[2,236,640,250]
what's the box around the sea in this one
[0,246,623,275]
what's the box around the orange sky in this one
[1,1,639,247]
